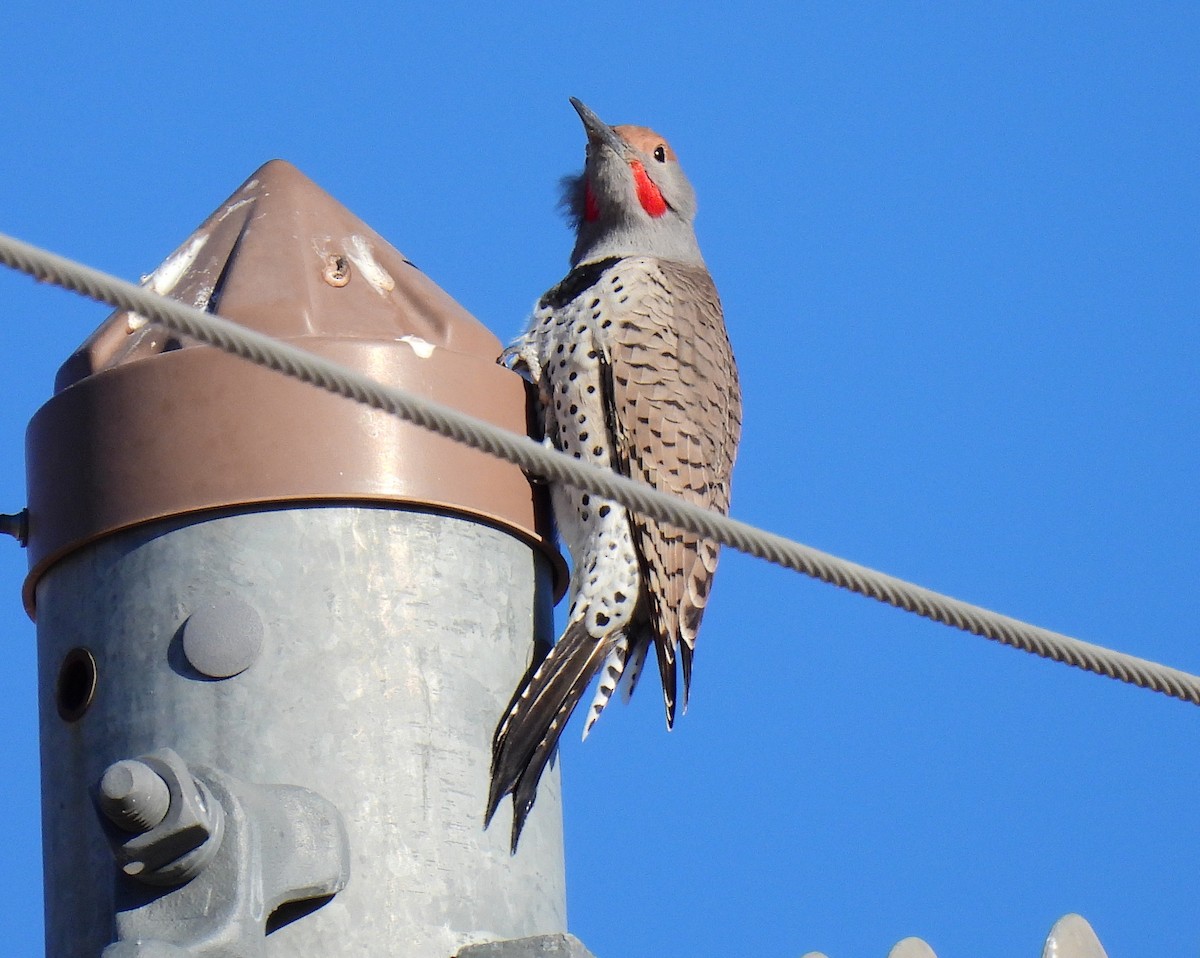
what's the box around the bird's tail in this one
[486,618,610,852]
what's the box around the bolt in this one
[96,750,226,885]
[98,760,171,833]
[0,510,28,547]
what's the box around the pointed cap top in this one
[56,159,499,390]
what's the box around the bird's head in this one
[560,97,703,268]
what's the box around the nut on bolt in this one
[95,748,225,885]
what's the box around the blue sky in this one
[1,3,1197,956]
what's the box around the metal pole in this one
[23,162,582,958]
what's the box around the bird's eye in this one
[653,145,666,162]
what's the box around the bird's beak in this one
[569,97,626,155]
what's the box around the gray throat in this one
[570,220,706,269]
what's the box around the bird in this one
[487,98,741,851]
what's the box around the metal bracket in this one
[94,748,350,958]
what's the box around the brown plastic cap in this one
[24,160,563,616]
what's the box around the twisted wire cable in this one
[2,229,1198,706]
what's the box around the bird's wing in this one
[604,257,741,724]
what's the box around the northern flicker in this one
[487,98,741,851]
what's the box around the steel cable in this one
[2,229,1198,706]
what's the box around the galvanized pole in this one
[22,162,590,958]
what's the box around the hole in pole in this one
[266,894,335,935]
[57,647,97,721]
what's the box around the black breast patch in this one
[538,256,624,310]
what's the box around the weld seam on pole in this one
[2,229,1198,707]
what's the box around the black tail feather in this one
[653,633,678,729]
[486,619,609,852]
[491,633,553,753]
[679,640,694,715]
